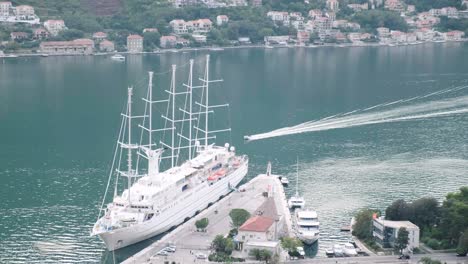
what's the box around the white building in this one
[0,1,12,17]
[170,19,188,34]
[44,20,66,36]
[267,11,289,25]
[373,218,420,251]
[377,27,390,38]
[192,34,207,43]
[326,0,339,11]
[14,5,34,19]
[170,19,212,34]
[216,15,228,26]
[444,30,465,41]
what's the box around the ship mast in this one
[194,55,230,149]
[296,158,299,197]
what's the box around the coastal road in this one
[286,253,467,264]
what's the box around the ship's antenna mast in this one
[126,87,134,203]
[171,65,176,168]
[148,72,153,149]
[296,157,299,197]
[188,60,194,160]
[204,55,210,147]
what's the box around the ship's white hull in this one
[297,233,319,245]
[98,161,248,251]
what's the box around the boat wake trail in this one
[245,85,468,141]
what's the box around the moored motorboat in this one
[294,208,319,245]
[111,54,125,61]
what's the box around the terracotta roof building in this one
[92,32,107,41]
[99,40,115,52]
[33,28,49,39]
[127,34,143,53]
[40,38,94,55]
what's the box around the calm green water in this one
[1,43,468,263]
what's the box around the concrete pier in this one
[122,173,293,264]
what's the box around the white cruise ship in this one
[91,55,249,251]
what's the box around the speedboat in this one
[111,54,125,61]
[333,244,344,257]
[343,242,358,256]
[294,209,319,245]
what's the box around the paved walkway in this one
[122,174,291,264]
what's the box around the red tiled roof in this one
[239,216,274,232]
[127,34,143,39]
[93,32,107,37]
[100,40,114,45]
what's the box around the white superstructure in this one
[294,209,320,245]
[91,56,249,251]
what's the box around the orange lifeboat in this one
[208,169,226,181]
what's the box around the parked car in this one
[398,254,410,259]
[196,252,207,259]
[156,250,168,256]
[164,246,176,253]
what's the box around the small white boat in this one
[288,159,305,209]
[111,54,125,61]
[295,209,319,245]
[280,177,289,186]
[210,47,224,51]
[332,244,344,257]
[264,45,274,49]
[343,242,358,256]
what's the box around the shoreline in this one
[1,39,467,59]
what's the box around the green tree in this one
[437,187,468,247]
[249,248,262,260]
[280,237,302,254]
[395,227,409,254]
[212,235,227,253]
[410,197,440,231]
[195,217,209,231]
[55,29,85,41]
[229,209,250,228]
[259,249,272,263]
[352,208,379,240]
[143,31,161,51]
[385,199,410,221]
[418,257,442,264]
[456,228,468,256]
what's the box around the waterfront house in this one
[44,19,66,36]
[99,40,115,52]
[348,32,362,42]
[326,0,339,11]
[390,30,407,43]
[40,38,94,55]
[406,32,417,43]
[127,34,143,53]
[234,197,283,259]
[216,15,228,26]
[444,30,465,41]
[415,28,435,41]
[297,31,310,44]
[377,27,390,38]
[93,32,108,41]
[160,35,177,48]
[238,37,251,44]
[264,35,290,45]
[170,19,212,34]
[0,1,12,17]
[373,217,420,251]
[10,31,28,41]
[33,28,49,39]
